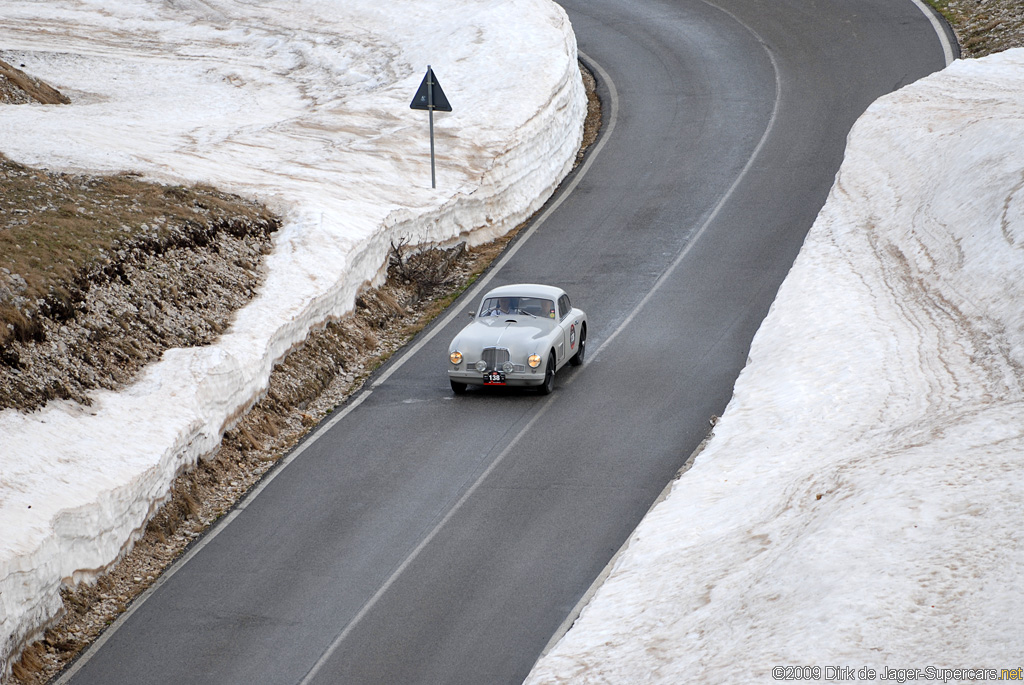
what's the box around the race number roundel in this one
[570,323,576,349]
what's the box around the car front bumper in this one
[448,368,545,387]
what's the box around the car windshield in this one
[478,296,555,319]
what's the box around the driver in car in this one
[483,297,514,316]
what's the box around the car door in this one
[556,294,579,368]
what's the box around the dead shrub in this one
[0,305,44,344]
[388,239,465,298]
[10,641,45,681]
[43,628,77,654]
[264,415,280,438]
[238,425,261,452]
[182,489,200,519]
[375,289,405,317]
[360,330,378,351]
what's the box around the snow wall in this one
[528,48,1024,683]
[0,0,586,674]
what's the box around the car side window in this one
[558,295,571,321]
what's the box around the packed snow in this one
[527,48,1024,684]
[0,0,585,672]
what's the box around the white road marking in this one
[591,6,782,362]
[908,0,957,65]
[297,393,557,684]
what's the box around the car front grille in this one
[481,347,510,371]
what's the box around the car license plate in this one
[483,371,506,385]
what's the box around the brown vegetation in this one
[0,154,280,411]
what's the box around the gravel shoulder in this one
[1,4,1020,681]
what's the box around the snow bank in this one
[0,0,585,672]
[528,49,1024,683]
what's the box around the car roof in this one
[481,283,566,301]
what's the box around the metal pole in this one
[427,65,436,189]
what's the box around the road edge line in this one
[907,0,957,66]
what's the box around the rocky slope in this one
[1,155,279,412]
[934,0,1024,56]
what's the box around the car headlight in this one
[475,360,488,372]
[528,354,542,368]
[450,351,462,365]
[502,361,514,373]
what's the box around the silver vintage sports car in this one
[447,283,587,394]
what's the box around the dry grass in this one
[0,153,281,411]
[0,153,276,347]
[0,303,42,345]
[575,62,601,168]
[0,160,268,273]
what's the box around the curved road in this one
[63,1,951,683]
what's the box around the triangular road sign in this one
[410,66,452,112]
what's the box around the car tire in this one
[569,325,587,366]
[450,380,468,394]
[538,355,555,395]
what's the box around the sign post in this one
[410,65,452,188]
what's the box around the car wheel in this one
[538,355,555,395]
[450,380,468,394]
[569,325,587,366]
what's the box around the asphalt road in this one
[62,1,952,683]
